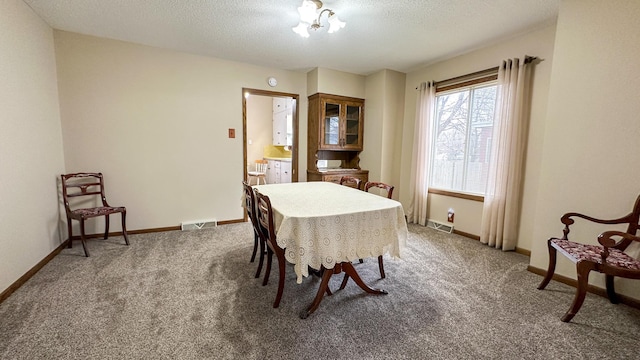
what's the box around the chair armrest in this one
[597,230,640,263]
[560,212,634,239]
[597,230,640,248]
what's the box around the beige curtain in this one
[480,58,533,250]
[407,81,435,226]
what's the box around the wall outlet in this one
[447,209,455,223]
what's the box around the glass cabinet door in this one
[323,102,340,146]
[344,104,361,146]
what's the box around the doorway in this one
[242,88,299,185]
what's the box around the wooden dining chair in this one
[366,181,394,279]
[61,172,130,257]
[339,175,362,190]
[254,190,287,308]
[364,181,395,199]
[243,181,265,278]
[537,194,640,322]
[340,181,396,290]
[247,159,268,185]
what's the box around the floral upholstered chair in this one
[61,173,130,257]
[537,194,640,322]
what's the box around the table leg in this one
[300,262,387,319]
[300,266,336,319]
[341,262,388,295]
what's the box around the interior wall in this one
[315,67,366,99]
[399,24,557,242]
[362,71,384,183]
[530,0,640,299]
[0,0,66,293]
[362,69,406,197]
[246,95,272,168]
[54,31,307,232]
[382,70,406,191]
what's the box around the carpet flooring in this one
[1,223,639,359]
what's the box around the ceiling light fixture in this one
[292,0,346,38]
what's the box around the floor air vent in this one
[181,219,217,231]
[426,219,454,234]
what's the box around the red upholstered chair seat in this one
[550,238,640,270]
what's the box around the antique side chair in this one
[339,176,362,190]
[340,181,396,290]
[243,181,265,278]
[537,194,640,322]
[61,173,130,257]
[254,190,287,308]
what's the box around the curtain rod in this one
[416,56,539,90]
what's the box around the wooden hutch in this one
[307,93,368,188]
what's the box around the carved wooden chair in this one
[339,175,362,190]
[254,190,287,308]
[243,181,265,278]
[364,181,395,200]
[61,173,130,257]
[365,181,395,279]
[537,195,640,322]
[339,181,396,290]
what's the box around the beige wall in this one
[530,0,640,299]
[0,1,66,292]
[362,69,406,197]
[399,24,557,243]
[246,95,273,167]
[315,67,366,99]
[54,31,307,233]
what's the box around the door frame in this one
[242,88,300,186]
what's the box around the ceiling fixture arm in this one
[311,9,333,30]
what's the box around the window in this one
[430,82,497,195]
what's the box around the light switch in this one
[228,128,235,138]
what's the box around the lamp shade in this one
[327,13,346,33]
[292,22,310,38]
[298,1,318,24]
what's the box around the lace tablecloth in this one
[254,182,408,283]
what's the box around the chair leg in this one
[273,252,286,308]
[561,261,594,322]
[263,248,273,286]
[254,234,265,278]
[67,217,73,249]
[104,215,110,239]
[250,231,258,263]
[378,255,385,279]
[605,275,619,304]
[537,240,557,290]
[79,219,90,257]
[121,211,130,246]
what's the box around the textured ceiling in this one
[23,0,560,75]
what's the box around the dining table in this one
[253,181,408,318]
